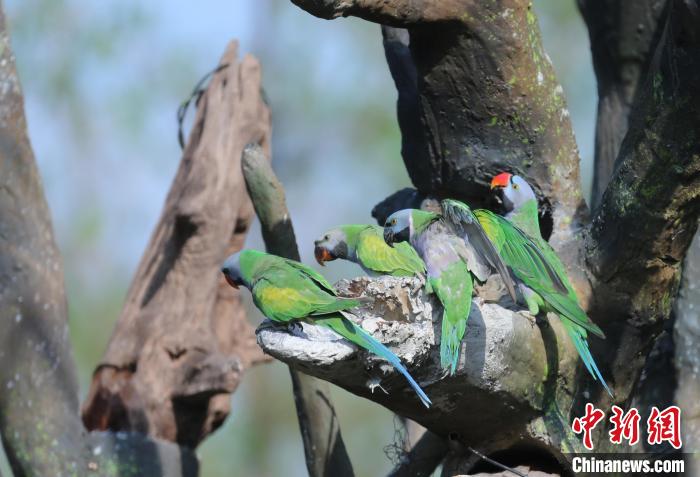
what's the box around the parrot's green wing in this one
[441,199,517,302]
[282,258,336,294]
[475,209,604,339]
[356,226,425,276]
[252,265,359,322]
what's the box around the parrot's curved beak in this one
[384,228,395,248]
[314,245,333,266]
[223,273,239,289]
[490,172,511,190]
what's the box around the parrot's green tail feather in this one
[564,321,613,398]
[440,315,465,375]
[318,314,432,408]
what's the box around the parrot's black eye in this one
[324,234,330,240]
[512,183,519,190]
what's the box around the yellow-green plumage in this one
[228,249,432,407]
[474,209,612,396]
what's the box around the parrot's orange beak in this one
[490,172,512,190]
[223,273,239,289]
[314,245,334,266]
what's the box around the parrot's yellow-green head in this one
[313,227,348,266]
[490,172,536,213]
[383,209,412,247]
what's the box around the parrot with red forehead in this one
[313,224,425,277]
[222,249,431,407]
[485,173,612,396]
[489,172,541,238]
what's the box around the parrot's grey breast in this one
[412,222,462,278]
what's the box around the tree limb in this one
[290,0,470,25]
[242,144,355,477]
[578,0,668,210]
[587,0,700,326]
[257,274,584,465]
[334,1,584,249]
[674,230,700,463]
[82,41,272,448]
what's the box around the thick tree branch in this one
[290,0,469,25]
[578,0,668,210]
[294,1,586,246]
[588,0,700,326]
[242,144,355,477]
[258,274,585,468]
[82,41,272,448]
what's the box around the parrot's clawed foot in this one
[410,278,424,295]
[258,319,283,331]
[287,321,304,334]
[518,310,537,324]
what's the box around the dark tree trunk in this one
[578,0,667,210]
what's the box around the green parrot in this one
[221,249,431,407]
[383,207,517,375]
[314,224,425,276]
[471,175,612,396]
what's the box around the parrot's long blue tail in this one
[565,321,613,398]
[318,314,432,408]
[439,314,465,376]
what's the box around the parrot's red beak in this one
[314,245,333,266]
[490,172,512,190]
[223,273,239,289]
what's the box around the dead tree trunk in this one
[253,0,700,474]
[81,41,272,449]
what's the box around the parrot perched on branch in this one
[221,249,431,407]
[314,224,425,277]
[486,173,612,396]
[383,206,517,375]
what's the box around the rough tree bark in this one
[0,1,198,475]
[577,0,667,210]
[253,0,700,474]
[80,41,272,449]
[242,144,354,477]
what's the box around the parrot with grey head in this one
[483,173,612,396]
[383,205,517,375]
[314,224,425,277]
[221,249,431,407]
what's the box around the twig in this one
[242,143,355,477]
[177,63,229,149]
[386,430,448,477]
[467,446,528,477]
